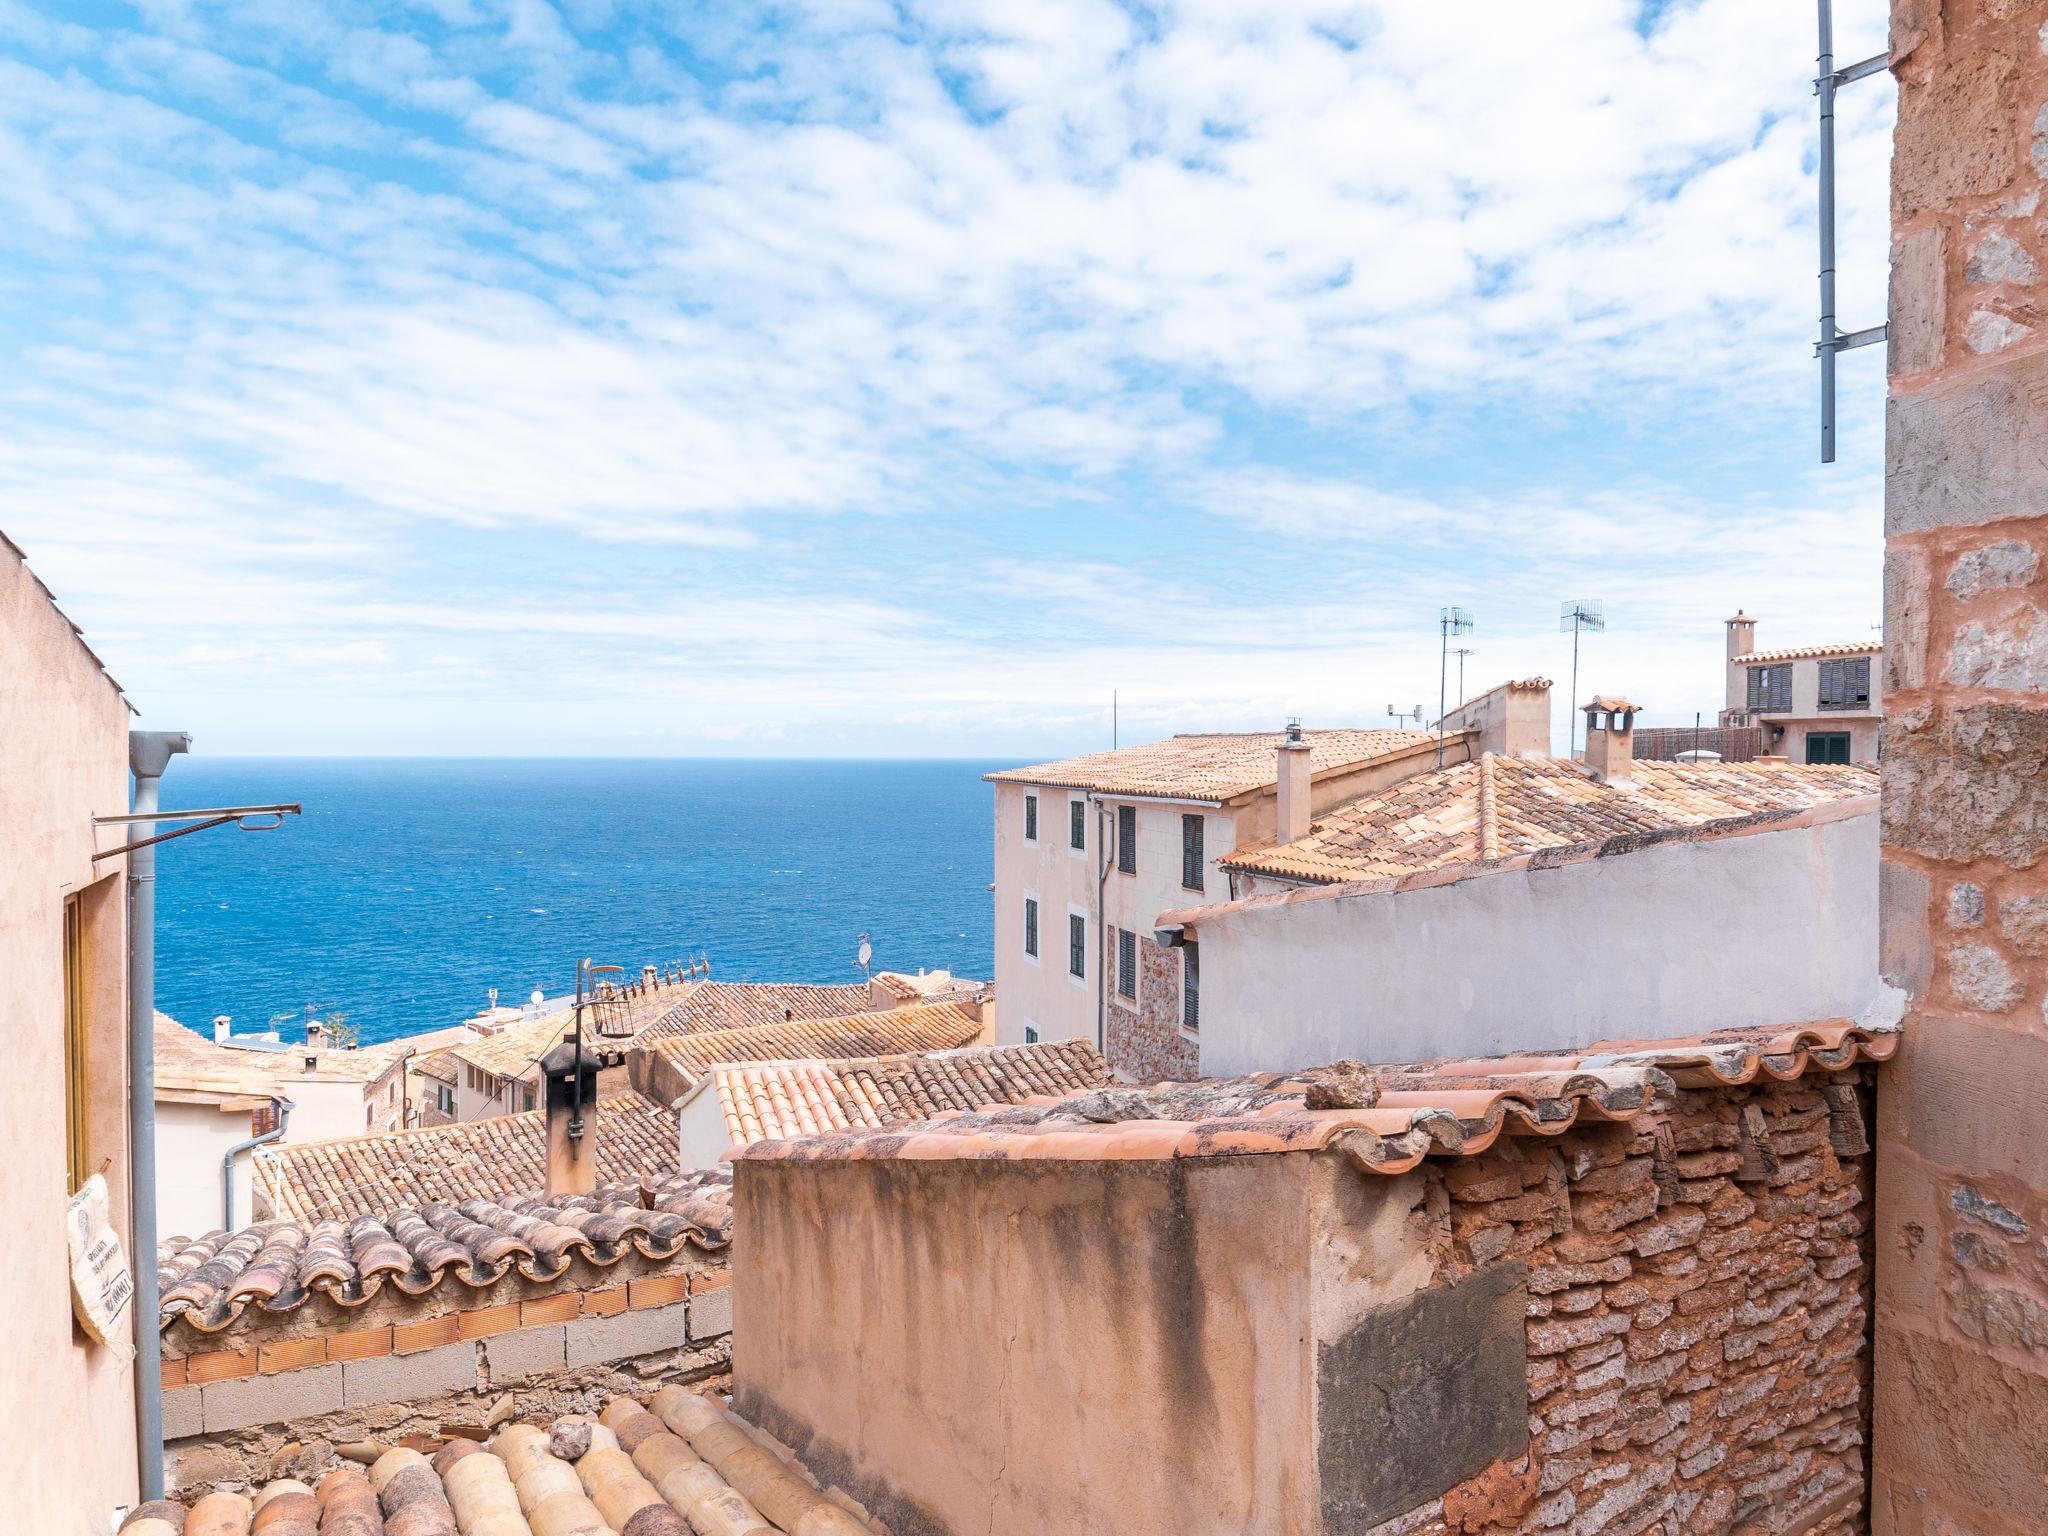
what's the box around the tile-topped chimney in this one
[1276,720,1313,844]
[1438,677,1552,759]
[541,1036,601,1199]
[1582,696,1640,785]
[1725,610,1756,717]
[305,1020,327,1050]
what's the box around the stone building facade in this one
[1874,3,2048,1532]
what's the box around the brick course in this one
[1366,1075,1874,1536]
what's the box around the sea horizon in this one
[153,756,1001,1047]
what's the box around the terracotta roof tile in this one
[1220,753,1879,885]
[709,1040,1111,1149]
[634,980,877,1044]
[448,1012,574,1082]
[157,1172,731,1335]
[153,1014,412,1093]
[734,1019,1898,1173]
[249,1091,680,1225]
[634,1000,988,1098]
[985,728,1439,801]
[1736,642,1882,663]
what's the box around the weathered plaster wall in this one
[0,538,138,1530]
[1191,810,1879,1078]
[730,1074,1873,1536]
[1874,5,2048,1532]
[732,1153,1330,1536]
[156,1100,258,1241]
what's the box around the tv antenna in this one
[1452,646,1475,706]
[1560,600,1608,757]
[1388,703,1425,727]
[1437,607,1474,765]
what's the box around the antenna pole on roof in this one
[1437,607,1474,766]
[1560,600,1609,757]
[1454,647,1475,705]
[1113,689,1118,750]
[1812,0,1889,463]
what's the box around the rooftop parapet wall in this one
[1876,3,2048,1532]
[730,1071,1875,1536]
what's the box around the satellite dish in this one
[857,932,873,970]
[530,988,544,1007]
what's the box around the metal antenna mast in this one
[1453,647,1475,704]
[1437,607,1474,765]
[1560,600,1608,757]
[1814,0,1889,462]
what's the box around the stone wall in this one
[1876,4,2048,1533]
[1103,924,1198,1080]
[1371,1072,1874,1536]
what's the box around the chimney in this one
[642,964,659,990]
[212,1015,232,1043]
[1277,720,1313,843]
[1439,678,1552,759]
[306,1020,327,1050]
[1725,610,1757,717]
[542,1038,601,1200]
[1582,696,1640,785]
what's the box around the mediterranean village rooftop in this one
[16,6,2048,1533]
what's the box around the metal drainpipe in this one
[1093,793,1110,1057]
[127,729,189,1503]
[220,1097,292,1231]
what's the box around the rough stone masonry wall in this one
[1877,3,2048,1533]
[1371,1073,1874,1536]
[1104,925,1199,1080]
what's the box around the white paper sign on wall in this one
[67,1173,135,1361]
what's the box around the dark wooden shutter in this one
[1182,814,1204,891]
[1118,806,1137,873]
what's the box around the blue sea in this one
[153,759,998,1046]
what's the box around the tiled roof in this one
[868,969,988,1005]
[250,1091,680,1224]
[449,1012,574,1082]
[709,1040,1110,1148]
[138,1388,871,1536]
[635,980,877,1043]
[634,1000,988,1098]
[985,728,1439,801]
[736,1020,1898,1174]
[153,1013,411,1093]
[1219,753,1878,885]
[1736,642,1882,664]
[157,1173,731,1334]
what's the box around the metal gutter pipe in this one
[1093,794,1111,1056]
[220,1096,292,1231]
[127,728,188,1502]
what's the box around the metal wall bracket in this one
[1815,0,1892,463]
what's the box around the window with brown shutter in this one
[1181,814,1204,891]
[1117,806,1137,874]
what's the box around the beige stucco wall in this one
[0,539,140,1528]
[156,1101,256,1241]
[1189,809,1879,1077]
[733,1152,1358,1535]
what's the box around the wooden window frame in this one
[1181,941,1200,1035]
[64,895,91,1193]
[1181,814,1205,893]
[1117,805,1137,875]
[1023,793,1038,843]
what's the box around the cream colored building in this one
[0,533,141,1529]
[1719,610,1882,763]
[986,726,1463,1080]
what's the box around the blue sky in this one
[1,0,1895,757]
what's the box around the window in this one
[1117,805,1137,874]
[64,896,89,1193]
[1181,814,1205,892]
[1806,731,1852,765]
[1070,799,1086,851]
[1069,913,1086,978]
[1024,1025,1039,1044]
[1024,793,1038,842]
[1182,942,1200,1033]
[435,1083,454,1113]
[1746,664,1791,713]
[522,1085,536,1112]
[1024,896,1039,958]
[1818,656,1871,712]
[1117,927,1137,1001]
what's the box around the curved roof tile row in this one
[159,1173,732,1335]
[734,1020,1898,1173]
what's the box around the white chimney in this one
[1582,697,1641,785]
[306,1020,327,1050]
[212,1015,232,1043]
[1277,721,1313,843]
